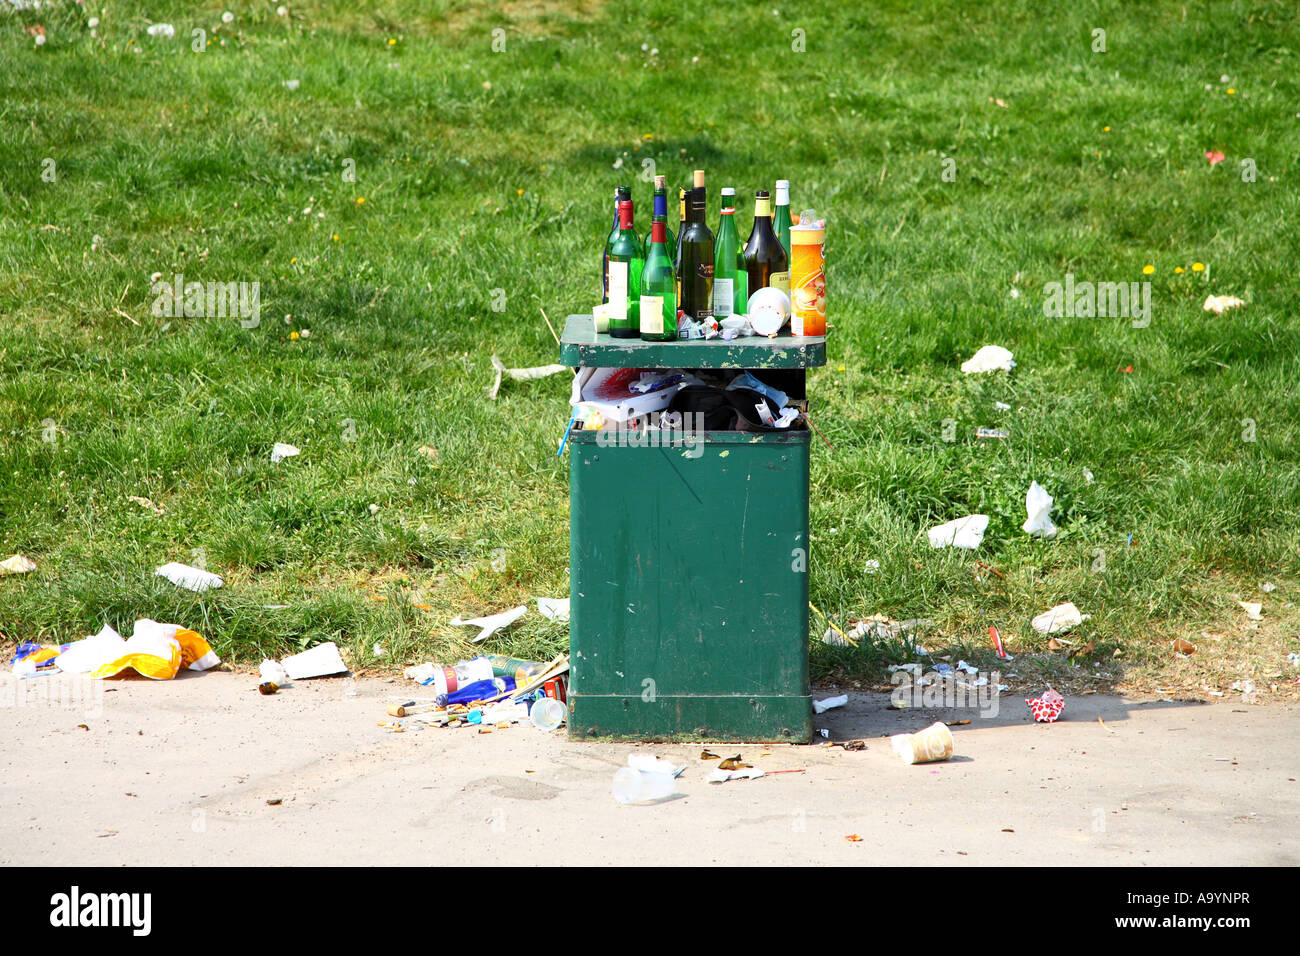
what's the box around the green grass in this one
[2,0,1298,691]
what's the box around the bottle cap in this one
[721,187,735,196]
[654,175,666,190]
[693,169,705,188]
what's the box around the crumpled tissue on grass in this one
[1203,295,1245,315]
[1031,602,1089,635]
[960,345,1015,374]
[155,562,223,592]
[1022,481,1057,538]
[928,514,989,550]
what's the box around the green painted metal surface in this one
[567,430,812,742]
[559,314,827,370]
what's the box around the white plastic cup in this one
[530,697,567,731]
[611,767,677,805]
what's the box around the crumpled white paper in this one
[813,694,848,714]
[1031,602,1090,635]
[270,442,300,463]
[451,604,527,642]
[155,562,224,592]
[537,597,570,621]
[1022,481,1057,538]
[961,345,1015,374]
[928,514,989,550]
[1203,295,1245,315]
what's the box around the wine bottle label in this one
[712,278,734,317]
[608,261,629,320]
[770,271,790,296]
[639,295,664,334]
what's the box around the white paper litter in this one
[1031,602,1090,635]
[994,401,1011,411]
[1238,601,1263,621]
[487,354,569,400]
[270,442,300,463]
[281,642,348,679]
[450,604,527,642]
[1203,295,1245,315]
[0,554,37,575]
[146,23,176,37]
[961,345,1015,374]
[928,514,989,550]
[259,659,290,685]
[50,624,125,675]
[813,694,848,714]
[537,597,570,621]
[154,562,224,592]
[1022,481,1057,538]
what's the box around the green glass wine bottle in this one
[653,175,676,254]
[678,185,715,321]
[712,188,748,319]
[602,184,632,303]
[743,189,789,298]
[607,199,643,339]
[640,215,676,341]
[773,179,792,259]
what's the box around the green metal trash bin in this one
[559,315,826,742]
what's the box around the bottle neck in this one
[650,219,667,244]
[618,201,633,231]
[754,197,773,218]
[653,192,667,219]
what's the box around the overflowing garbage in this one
[11,620,220,681]
[382,654,571,734]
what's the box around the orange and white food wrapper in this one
[56,620,220,680]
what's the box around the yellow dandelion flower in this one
[388,38,396,46]
[837,365,846,371]
[1142,264,1154,275]
[290,257,298,264]
[517,188,525,196]
[1192,262,1205,272]
[290,331,300,340]
[1103,126,1110,132]
[332,234,340,241]
[356,197,365,205]
[1174,266,1185,274]
[1227,88,1235,95]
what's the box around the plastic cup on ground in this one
[611,767,677,805]
[530,697,567,731]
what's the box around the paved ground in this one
[1,670,1295,866]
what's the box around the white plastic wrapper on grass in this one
[270,442,300,463]
[155,562,223,592]
[451,604,527,643]
[1031,602,1090,635]
[536,597,570,621]
[928,514,989,550]
[960,345,1015,374]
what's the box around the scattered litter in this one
[146,23,176,38]
[1031,602,1089,635]
[994,401,1011,411]
[1026,688,1065,723]
[816,728,829,738]
[613,757,678,803]
[812,694,847,714]
[417,444,440,460]
[1021,481,1057,538]
[1083,467,1095,484]
[1238,601,1263,621]
[976,427,1009,440]
[845,834,863,842]
[1173,637,1197,656]
[258,681,278,695]
[126,496,165,515]
[536,597,570,621]
[281,642,348,680]
[450,604,527,642]
[487,354,569,400]
[1205,150,1226,166]
[0,554,37,575]
[1203,295,1245,314]
[282,78,300,91]
[890,722,954,765]
[628,754,686,776]
[52,621,220,680]
[864,559,880,574]
[1260,582,1277,593]
[154,562,223,592]
[839,739,868,751]
[270,442,300,463]
[372,642,387,658]
[928,514,989,550]
[707,767,765,783]
[960,345,1015,375]
[260,660,289,686]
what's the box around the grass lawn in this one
[2,0,1298,699]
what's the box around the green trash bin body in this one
[560,315,825,742]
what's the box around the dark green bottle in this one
[601,185,632,303]
[678,186,715,322]
[607,200,644,339]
